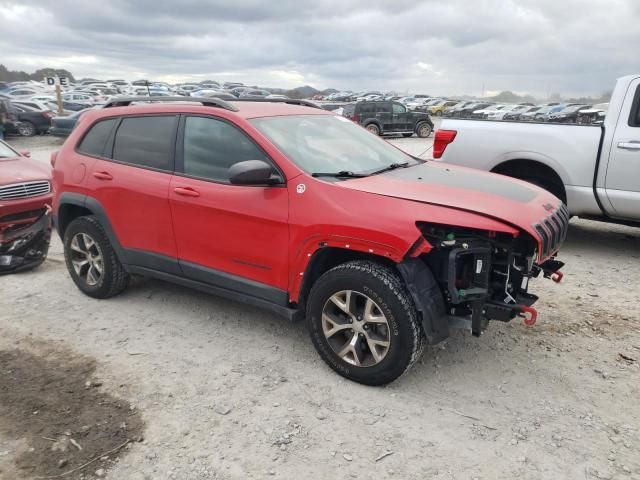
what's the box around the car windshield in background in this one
[0,141,19,158]
[251,115,420,176]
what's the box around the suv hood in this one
[0,156,51,185]
[338,162,559,244]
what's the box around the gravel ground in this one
[1,132,639,480]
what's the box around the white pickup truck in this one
[434,74,640,224]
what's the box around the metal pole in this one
[55,82,64,116]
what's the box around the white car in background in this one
[4,87,43,99]
[471,104,507,118]
[29,95,56,104]
[487,104,531,120]
[62,93,95,104]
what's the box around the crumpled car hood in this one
[338,161,562,242]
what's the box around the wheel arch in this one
[56,193,127,263]
[294,246,398,308]
[363,119,382,131]
[491,158,567,203]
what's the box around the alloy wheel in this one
[69,233,104,286]
[18,122,35,136]
[321,290,391,367]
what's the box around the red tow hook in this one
[519,305,538,326]
[551,271,564,283]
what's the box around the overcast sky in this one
[1,0,638,96]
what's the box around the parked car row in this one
[442,100,608,124]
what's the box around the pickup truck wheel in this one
[435,111,443,116]
[17,121,36,137]
[416,122,433,138]
[63,216,130,299]
[365,123,381,136]
[307,260,425,385]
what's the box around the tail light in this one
[352,113,360,122]
[42,111,52,119]
[433,129,457,159]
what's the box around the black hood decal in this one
[383,163,537,203]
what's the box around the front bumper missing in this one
[0,210,51,274]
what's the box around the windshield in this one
[0,141,19,159]
[251,115,419,176]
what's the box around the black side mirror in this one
[228,160,280,185]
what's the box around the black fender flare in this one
[56,192,127,264]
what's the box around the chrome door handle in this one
[617,142,640,151]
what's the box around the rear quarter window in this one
[77,119,118,157]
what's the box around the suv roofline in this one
[102,96,323,112]
[102,96,240,112]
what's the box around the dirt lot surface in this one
[1,134,639,479]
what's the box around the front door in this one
[169,115,290,300]
[605,80,640,220]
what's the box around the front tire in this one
[307,261,425,386]
[63,216,130,299]
[416,122,433,138]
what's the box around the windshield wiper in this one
[311,170,369,178]
[368,162,410,175]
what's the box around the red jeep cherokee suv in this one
[52,97,566,385]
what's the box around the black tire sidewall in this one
[416,122,432,138]
[366,123,380,135]
[19,122,36,137]
[63,217,118,298]
[307,265,419,385]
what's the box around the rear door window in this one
[112,116,177,171]
[77,119,118,157]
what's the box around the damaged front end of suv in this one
[399,204,568,343]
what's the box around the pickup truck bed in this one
[437,120,604,216]
[435,74,640,224]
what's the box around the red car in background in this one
[0,140,52,273]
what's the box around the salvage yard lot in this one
[1,134,639,480]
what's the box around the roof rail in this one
[102,96,239,112]
[230,98,322,110]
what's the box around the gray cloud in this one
[0,0,638,96]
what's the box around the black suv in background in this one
[343,101,434,137]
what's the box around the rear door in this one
[376,102,393,131]
[391,102,410,131]
[605,80,640,219]
[85,115,181,272]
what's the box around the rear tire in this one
[18,121,36,137]
[365,123,381,136]
[435,111,443,117]
[416,122,433,138]
[63,216,130,299]
[307,260,425,386]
